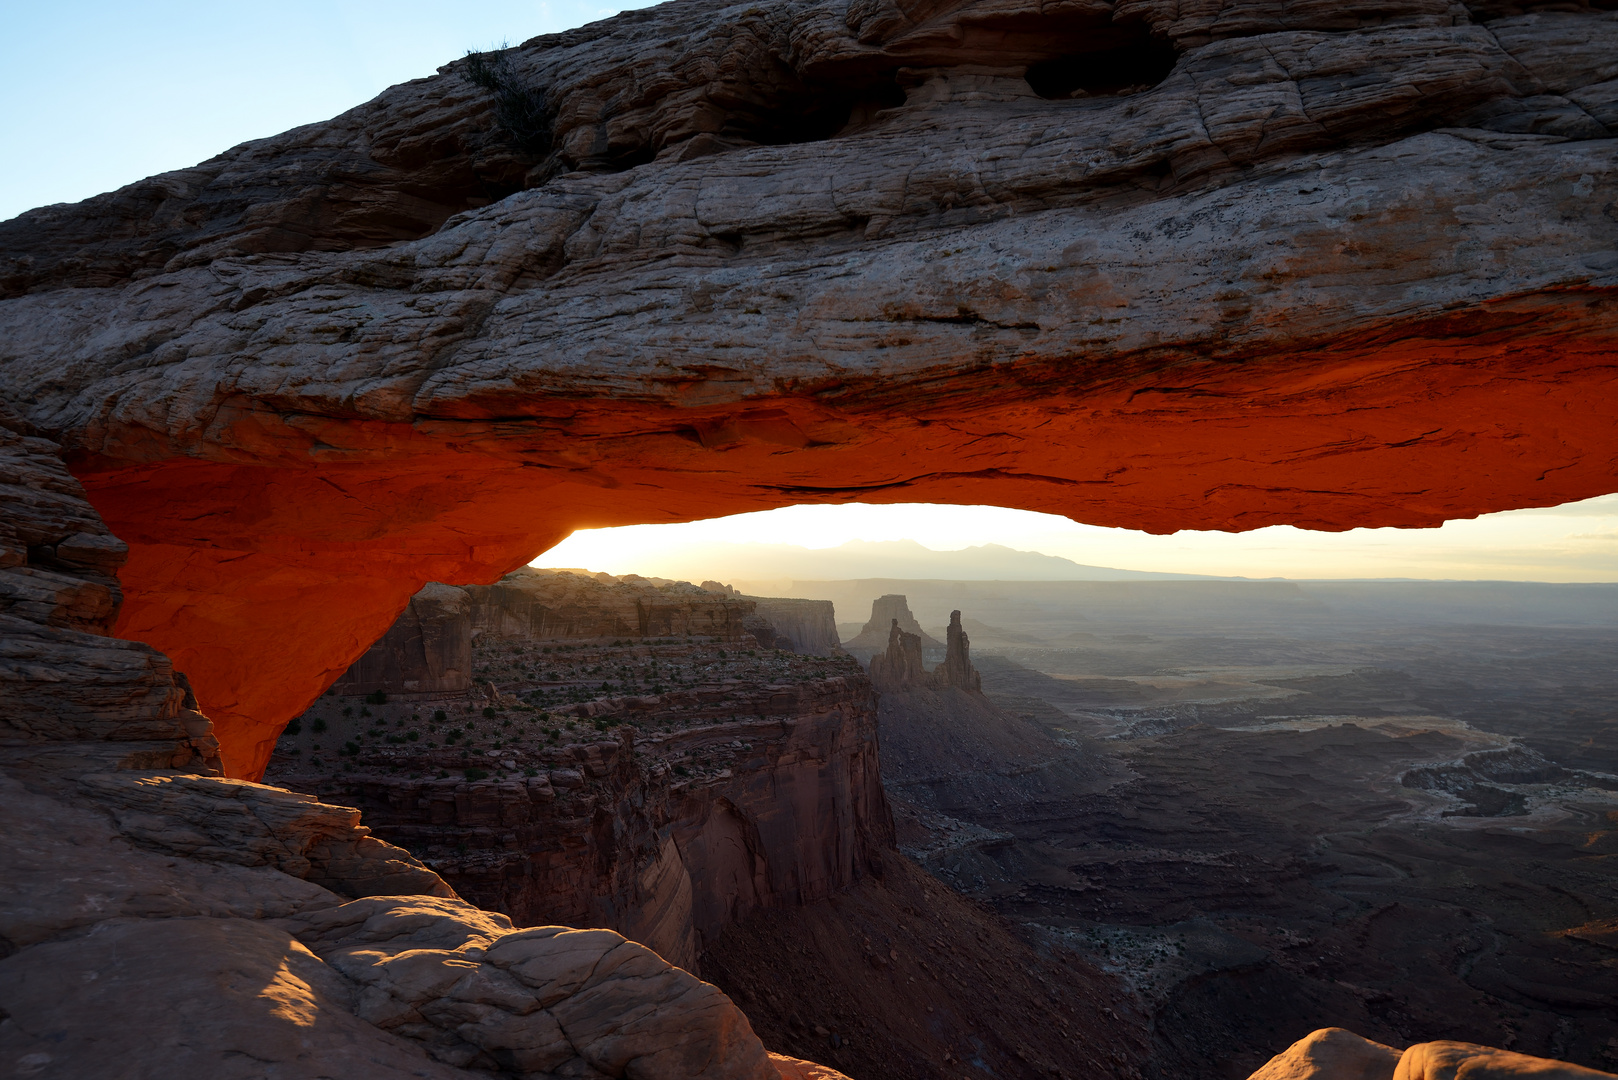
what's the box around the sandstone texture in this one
[869,605,982,691]
[1249,1029,1407,1080]
[843,594,942,658]
[4,0,1615,777]
[738,598,842,656]
[0,403,221,776]
[0,434,831,1080]
[266,635,893,973]
[1247,1029,1618,1080]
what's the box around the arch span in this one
[2,0,1616,777]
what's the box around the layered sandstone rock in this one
[1247,1029,1618,1080]
[0,5,1615,1074]
[268,649,892,972]
[329,570,829,701]
[868,606,981,692]
[740,598,841,656]
[937,610,981,692]
[334,581,475,697]
[0,403,220,776]
[4,0,1614,777]
[467,569,759,643]
[844,595,942,658]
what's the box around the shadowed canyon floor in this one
[859,582,1618,1079]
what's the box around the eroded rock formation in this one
[334,581,475,697]
[468,569,760,644]
[868,605,981,691]
[5,0,1615,777]
[1248,1028,1618,1080]
[844,595,942,658]
[2,1,1617,1075]
[0,411,844,1080]
[268,665,892,971]
[739,598,841,656]
[0,403,221,776]
[334,570,765,700]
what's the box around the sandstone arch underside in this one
[2,0,1616,778]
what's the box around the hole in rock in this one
[711,73,909,150]
[1025,32,1178,99]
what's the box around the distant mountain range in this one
[560,539,1228,584]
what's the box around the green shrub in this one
[312,717,327,733]
[284,718,302,736]
[364,690,387,705]
[464,767,488,781]
[433,709,447,723]
[483,706,497,719]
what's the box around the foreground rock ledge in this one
[1248,1028,1618,1080]
[1,1,1614,775]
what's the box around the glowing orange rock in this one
[2,2,1614,777]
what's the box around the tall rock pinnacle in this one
[939,610,982,693]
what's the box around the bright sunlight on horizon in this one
[534,496,1618,583]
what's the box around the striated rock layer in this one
[269,633,892,972]
[1247,1028,1618,1080]
[2,0,1616,776]
[869,606,981,692]
[0,408,843,1080]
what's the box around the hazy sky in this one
[537,497,1618,582]
[0,1,643,222]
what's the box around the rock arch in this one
[3,0,1616,778]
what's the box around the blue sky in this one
[0,0,647,221]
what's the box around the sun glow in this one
[535,496,1618,583]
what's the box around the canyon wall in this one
[1,0,1614,777]
[330,570,828,700]
[742,598,842,656]
[295,678,889,971]
[466,569,760,643]
[332,581,474,697]
[272,617,892,973]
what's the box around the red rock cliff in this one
[268,645,893,972]
[0,1,1613,784]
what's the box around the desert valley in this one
[248,565,1618,1079]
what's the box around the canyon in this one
[265,575,1152,1078]
[842,584,1618,1079]
[2,0,1616,1076]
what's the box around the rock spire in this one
[867,604,981,693]
[939,611,982,693]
